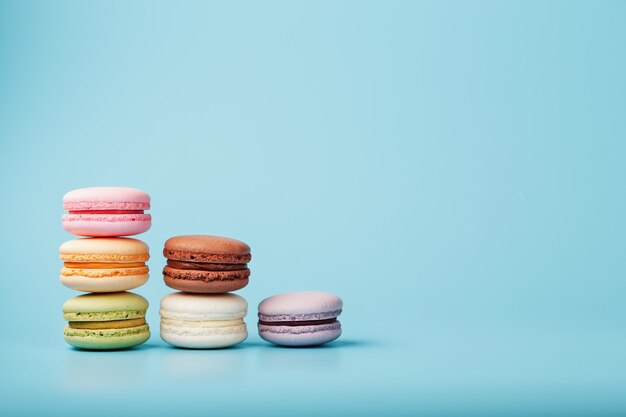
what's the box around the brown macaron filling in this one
[166,259,248,272]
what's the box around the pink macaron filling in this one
[68,210,145,214]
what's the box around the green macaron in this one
[63,291,150,350]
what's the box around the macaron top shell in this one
[63,292,149,316]
[258,291,343,321]
[60,238,149,262]
[63,187,150,211]
[160,292,248,320]
[164,235,251,263]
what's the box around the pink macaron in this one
[258,291,343,347]
[62,187,151,237]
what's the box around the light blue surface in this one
[1,1,625,415]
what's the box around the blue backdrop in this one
[1,1,625,415]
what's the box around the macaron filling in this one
[258,317,338,327]
[68,317,146,329]
[64,262,146,269]
[166,260,248,272]
[68,210,145,215]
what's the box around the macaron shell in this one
[160,323,247,349]
[63,187,150,210]
[164,235,250,256]
[63,291,149,315]
[62,214,151,237]
[60,273,149,293]
[258,321,342,347]
[160,292,248,320]
[258,291,343,318]
[59,237,150,256]
[163,267,249,293]
[64,325,150,350]
[60,237,149,260]
[163,235,251,264]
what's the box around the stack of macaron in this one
[159,235,251,349]
[60,187,152,350]
[58,189,344,351]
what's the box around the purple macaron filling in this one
[258,309,342,323]
[258,317,338,327]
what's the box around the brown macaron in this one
[163,235,251,293]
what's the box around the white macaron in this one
[160,292,248,349]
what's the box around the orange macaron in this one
[60,238,150,293]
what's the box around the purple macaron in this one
[257,291,342,346]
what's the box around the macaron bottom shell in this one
[62,216,151,237]
[258,322,342,347]
[160,323,248,349]
[163,267,249,293]
[64,325,150,350]
[60,273,149,293]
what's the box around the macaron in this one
[60,238,150,293]
[63,292,150,350]
[258,291,343,347]
[62,187,151,237]
[162,235,251,293]
[160,292,248,349]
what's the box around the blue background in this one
[1,1,625,415]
